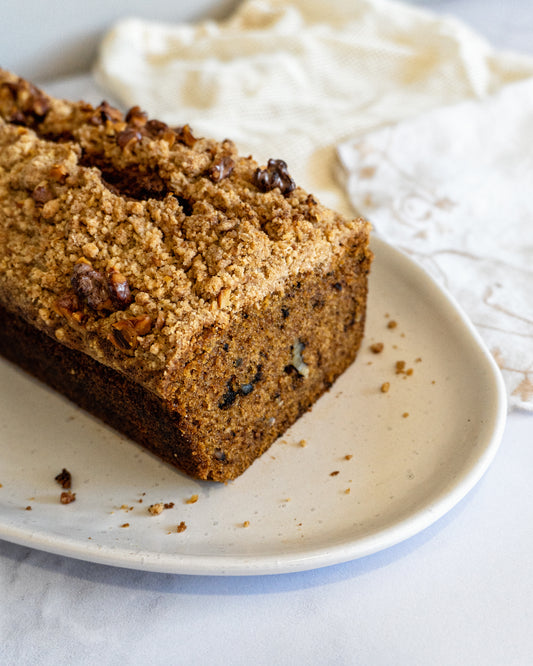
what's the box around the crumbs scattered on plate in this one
[18,310,427,544]
[54,468,71,489]
[148,502,175,516]
[60,491,76,504]
[55,468,75,504]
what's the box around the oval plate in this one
[0,236,507,574]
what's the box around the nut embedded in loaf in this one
[0,69,372,481]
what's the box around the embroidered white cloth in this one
[337,80,533,410]
[94,0,533,409]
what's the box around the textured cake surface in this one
[0,69,372,480]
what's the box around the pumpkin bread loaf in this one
[0,70,372,481]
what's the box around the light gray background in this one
[0,0,241,81]
[2,0,533,81]
[1,2,533,665]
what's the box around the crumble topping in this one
[0,69,369,392]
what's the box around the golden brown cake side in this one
[0,70,372,480]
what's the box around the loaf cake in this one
[0,69,372,481]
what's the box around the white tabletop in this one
[1,2,532,664]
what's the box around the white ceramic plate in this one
[0,236,507,575]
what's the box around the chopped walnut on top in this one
[53,293,86,326]
[71,261,110,311]
[116,128,143,150]
[209,156,234,183]
[174,124,197,147]
[49,163,69,183]
[253,158,296,195]
[55,260,143,353]
[0,77,50,126]
[89,100,123,126]
[31,182,55,205]
[125,105,147,126]
[70,262,132,312]
[108,315,153,352]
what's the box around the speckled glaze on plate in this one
[0,235,507,575]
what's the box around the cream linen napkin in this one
[94,0,533,409]
[94,0,533,212]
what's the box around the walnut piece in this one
[125,106,148,127]
[55,468,71,489]
[128,315,153,335]
[108,319,138,352]
[2,78,50,126]
[108,315,152,353]
[31,183,55,204]
[253,158,295,195]
[174,124,197,148]
[107,268,133,308]
[71,261,110,311]
[209,156,234,182]
[116,128,142,150]
[53,293,86,325]
[89,100,123,125]
[49,163,68,183]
